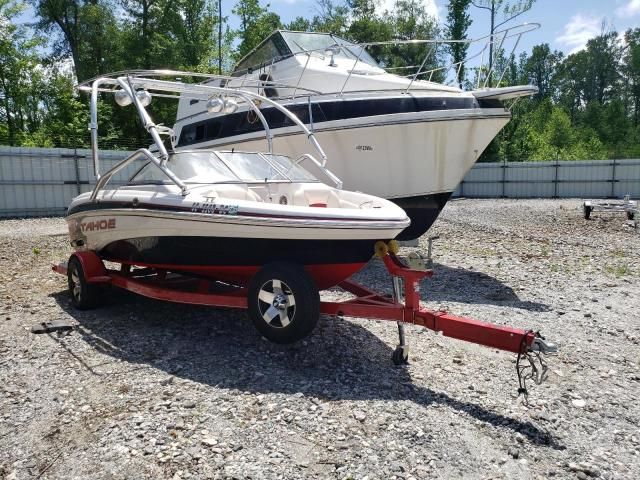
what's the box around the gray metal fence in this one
[1,146,640,218]
[453,159,640,198]
[0,146,133,218]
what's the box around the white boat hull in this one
[178,109,510,199]
[66,185,409,288]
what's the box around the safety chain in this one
[516,330,550,399]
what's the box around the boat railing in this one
[233,23,539,98]
[90,148,190,200]
[294,153,342,189]
[78,72,343,198]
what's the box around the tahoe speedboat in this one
[172,25,539,239]
[69,72,409,290]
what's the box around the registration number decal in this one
[191,202,238,215]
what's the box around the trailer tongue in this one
[53,242,556,396]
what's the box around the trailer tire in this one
[248,262,319,344]
[583,204,593,220]
[67,256,101,310]
[627,211,635,221]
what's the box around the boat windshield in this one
[234,31,379,73]
[280,31,379,67]
[129,151,318,184]
[216,151,318,182]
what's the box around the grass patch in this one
[469,246,496,257]
[605,263,631,278]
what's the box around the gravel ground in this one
[0,199,639,480]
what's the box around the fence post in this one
[610,159,617,198]
[61,149,86,195]
[73,147,81,195]
[553,161,559,198]
[501,159,507,198]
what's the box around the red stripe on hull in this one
[114,260,367,290]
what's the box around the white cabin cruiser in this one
[173,25,539,239]
[69,72,409,290]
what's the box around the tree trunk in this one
[143,1,150,69]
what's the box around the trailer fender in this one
[70,251,111,284]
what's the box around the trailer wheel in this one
[627,211,635,221]
[248,263,319,344]
[67,256,100,310]
[583,204,593,220]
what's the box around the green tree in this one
[286,16,312,31]
[0,0,45,144]
[37,68,89,147]
[32,0,122,80]
[582,31,621,105]
[521,43,563,100]
[624,28,640,126]
[446,0,472,88]
[233,0,282,59]
[174,0,221,69]
[385,0,441,79]
[311,0,349,35]
[346,0,392,46]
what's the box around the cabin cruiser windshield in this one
[280,31,378,66]
[234,31,379,74]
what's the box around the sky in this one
[15,0,640,57]
[264,0,640,55]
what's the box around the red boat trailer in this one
[53,248,556,393]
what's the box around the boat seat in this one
[204,185,263,202]
[292,186,359,209]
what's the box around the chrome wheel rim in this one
[70,268,82,302]
[257,279,296,328]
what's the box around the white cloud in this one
[556,14,602,55]
[616,0,640,17]
[377,0,440,22]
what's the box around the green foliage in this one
[285,16,312,32]
[0,0,46,144]
[233,0,282,59]
[446,0,471,87]
[310,0,349,35]
[32,0,124,81]
[345,0,441,81]
[521,43,563,100]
